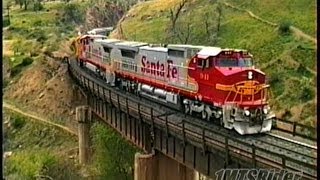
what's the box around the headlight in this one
[244,110,250,116]
[263,106,270,114]
[215,110,222,118]
[248,71,253,80]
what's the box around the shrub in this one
[27,29,47,43]
[279,21,292,35]
[33,2,44,11]
[91,122,138,179]
[10,56,34,77]
[11,116,26,129]
[21,57,34,66]
[299,87,314,102]
[5,150,57,179]
[268,71,285,97]
[61,3,84,25]
[3,80,10,88]
[296,64,312,78]
[33,20,44,26]
[3,16,10,27]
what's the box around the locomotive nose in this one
[239,69,265,82]
[216,67,266,83]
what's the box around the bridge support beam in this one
[134,151,198,180]
[77,105,92,165]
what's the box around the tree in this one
[169,0,187,31]
[166,0,189,43]
[12,0,33,10]
[216,2,222,32]
[4,2,12,26]
[24,0,31,10]
[33,0,43,11]
[61,3,84,25]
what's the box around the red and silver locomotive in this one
[74,33,275,135]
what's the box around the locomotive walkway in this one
[67,59,317,180]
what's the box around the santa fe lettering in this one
[141,56,177,78]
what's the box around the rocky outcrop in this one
[84,2,124,32]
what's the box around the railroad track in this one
[67,59,317,179]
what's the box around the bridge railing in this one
[272,118,316,141]
[67,61,317,180]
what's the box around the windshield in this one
[238,58,253,67]
[216,57,253,67]
[217,58,238,67]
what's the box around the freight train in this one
[73,33,275,135]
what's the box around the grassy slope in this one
[3,1,85,69]
[4,111,81,179]
[3,3,138,179]
[3,2,85,179]
[110,0,316,126]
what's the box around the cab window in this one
[197,58,212,69]
[216,57,253,67]
[216,58,238,67]
[197,59,204,68]
[238,58,253,67]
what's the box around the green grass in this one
[232,0,316,36]
[3,1,85,78]
[89,122,139,179]
[5,149,57,179]
[111,0,316,125]
[4,111,80,179]
[3,1,85,44]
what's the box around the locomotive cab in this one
[77,35,106,61]
[215,53,253,68]
[188,48,274,134]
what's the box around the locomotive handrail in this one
[67,59,317,180]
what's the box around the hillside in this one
[3,110,81,179]
[110,0,317,126]
[3,1,140,179]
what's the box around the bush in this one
[27,29,47,43]
[33,20,45,26]
[61,3,84,25]
[10,56,34,77]
[299,87,314,102]
[268,71,285,97]
[5,150,57,179]
[11,116,26,129]
[3,16,10,27]
[91,122,138,179]
[296,64,312,78]
[33,2,44,11]
[279,21,292,35]
[9,26,30,35]
[3,80,10,88]
[21,57,34,66]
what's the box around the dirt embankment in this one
[4,102,77,135]
[3,55,86,130]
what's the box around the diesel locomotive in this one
[73,33,275,135]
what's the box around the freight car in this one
[73,33,275,135]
